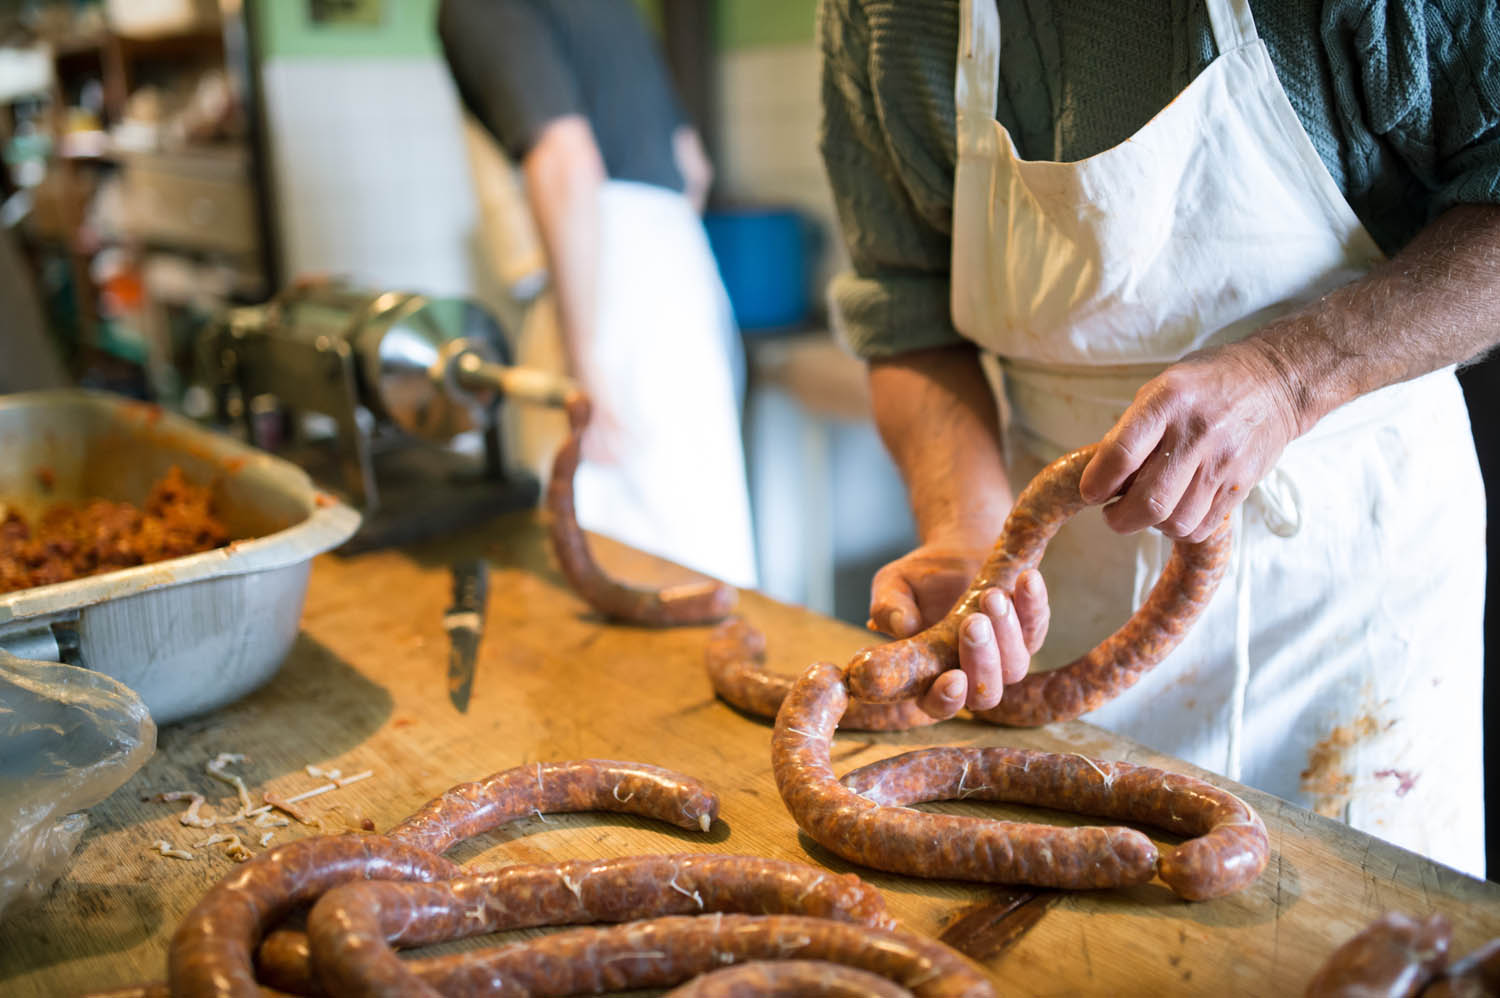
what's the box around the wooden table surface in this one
[2,512,1496,997]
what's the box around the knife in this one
[444,559,489,712]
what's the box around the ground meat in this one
[0,466,229,594]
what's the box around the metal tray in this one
[0,390,361,723]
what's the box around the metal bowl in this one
[0,390,361,724]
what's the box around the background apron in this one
[951,0,1485,875]
[461,121,757,589]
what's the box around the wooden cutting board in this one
[1,512,1495,996]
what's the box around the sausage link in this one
[841,746,1269,900]
[401,913,994,998]
[307,854,897,997]
[707,616,936,731]
[1424,939,1500,998]
[548,392,736,625]
[175,760,719,998]
[773,662,1159,890]
[387,759,720,854]
[663,960,915,998]
[846,445,1231,723]
[168,834,458,998]
[257,930,317,995]
[1422,936,1500,990]
[1305,913,1452,998]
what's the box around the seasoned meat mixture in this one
[0,466,229,594]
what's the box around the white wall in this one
[716,41,917,620]
[714,43,849,301]
[260,58,481,298]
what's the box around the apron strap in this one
[956,0,1002,139]
[1204,0,1260,51]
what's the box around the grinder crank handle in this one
[455,351,576,410]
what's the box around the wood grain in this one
[1,512,1495,997]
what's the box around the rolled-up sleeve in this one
[818,0,964,359]
[438,0,579,161]
[1323,0,1500,246]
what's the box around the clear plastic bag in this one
[0,649,156,921]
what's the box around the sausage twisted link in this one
[847,444,1232,725]
[387,759,719,854]
[841,746,1269,900]
[397,914,993,998]
[773,662,1267,898]
[707,616,935,732]
[305,854,897,997]
[169,759,720,998]
[773,662,1158,890]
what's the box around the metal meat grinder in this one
[199,284,573,551]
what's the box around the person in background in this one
[820,0,1499,876]
[439,0,757,588]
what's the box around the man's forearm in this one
[868,345,1013,548]
[523,115,606,380]
[1249,203,1500,433]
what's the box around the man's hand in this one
[869,540,1050,719]
[1079,339,1303,543]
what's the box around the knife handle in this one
[449,559,490,618]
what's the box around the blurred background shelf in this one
[0,0,274,399]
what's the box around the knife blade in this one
[444,559,488,712]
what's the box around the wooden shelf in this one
[10,8,274,380]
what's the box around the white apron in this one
[511,179,758,590]
[952,0,1486,875]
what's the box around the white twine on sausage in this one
[794,874,825,905]
[955,759,992,799]
[681,800,713,833]
[667,868,705,910]
[1069,753,1116,788]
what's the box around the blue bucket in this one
[704,207,809,333]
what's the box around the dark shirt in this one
[438,0,687,192]
[820,0,1500,358]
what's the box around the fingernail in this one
[963,615,986,642]
[1022,573,1043,595]
[892,609,913,635]
[942,673,964,698]
[985,591,1010,618]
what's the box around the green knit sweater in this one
[820,0,1500,358]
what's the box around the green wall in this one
[257,0,815,60]
[258,0,443,59]
[718,0,816,48]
